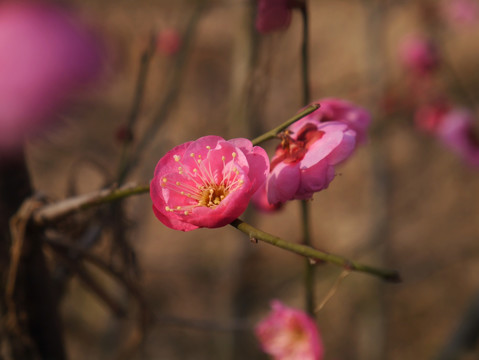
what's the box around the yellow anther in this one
[162,178,167,183]
[222,156,225,161]
[206,146,211,149]
[232,152,237,158]
[184,211,189,215]
[190,153,195,157]
[176,181,180,185]
[174,155,181,162]
[176,206,181,210]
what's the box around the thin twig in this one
[116,31,158,185]
[250,103,320,146]
[33,183,150,226]
[122,4,205,179]
[315,270,350,313]
[230,219,401,282]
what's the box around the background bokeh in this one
[23,0,479,359]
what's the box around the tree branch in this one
[230,218,401,283]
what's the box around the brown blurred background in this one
[24,0,479,359]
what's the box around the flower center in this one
[160,147,244,215]
[198,184,229,207]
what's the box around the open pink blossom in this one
[255,300,323,360]
[256,0,295,33]
[157,28,181,56]
[0,2,103,154]
[266,115,357,205]
[301,98,371,144]
[399,35,440,76]
[436,108,479,166]
[150,136,269,231]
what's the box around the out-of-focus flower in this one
[415,102,479,166]
[436,108,479,166]
[0,2,104,154]
[442,0,479,26]
[150,136,269,231]
[157,28,181,56]
[256,0,297,33]
[399,35,440,76]
[414,101,451,133]
[255,300,323,360]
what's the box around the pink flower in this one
[150,136,269,231]
[256,0,295,33]
[157,28,181,56]
[442,0,479,26]
[399,35,440,76]
[0,2,103,154]
[265,99,369,205]
[255,300,324,360]
[436,108,479,166]
[251,182,283,212]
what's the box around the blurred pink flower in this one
[399,35,440,76]
[157,28,181,56]
[0,2,103,154]
[267,119,356,205]
[442,0,479,26]
[256,300,323,360]
[256,0,294,33]
[415,102,479,166]
[414,101,451,133]
[150,136,269,231]
[436,108,479,166]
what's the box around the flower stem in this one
[301,200,315,315]
[230,219,401,283]
[299,1,315,316]
[300,3,311,106]
[250,103,319,146]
